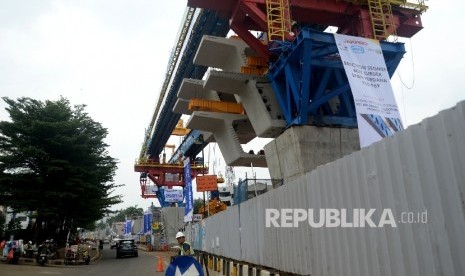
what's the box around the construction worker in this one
[175,232,193,256]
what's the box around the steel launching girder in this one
[188,0,423,57]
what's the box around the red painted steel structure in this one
[135,162,208,198]
[188,0,424,57]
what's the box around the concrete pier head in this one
[265,125,359,182]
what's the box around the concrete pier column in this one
[265,125,359,182]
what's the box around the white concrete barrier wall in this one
[189,101,465,275]
[203,205,241,260]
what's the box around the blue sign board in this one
[143,213,152,234]
[165,256,204,276]
[124,220,132,235]
[184,158,193,222]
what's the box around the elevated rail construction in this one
[135,1,465,275]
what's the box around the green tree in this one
[95,220,107,230]
[193,198,204,214]
[0,210,5,238]
[7,219,21,231]
[106,206,144,226]
[0,97,121,241]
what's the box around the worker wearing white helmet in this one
[175,232,193,256]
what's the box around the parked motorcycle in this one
[4,241,21,264]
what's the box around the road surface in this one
[0,245,173,276]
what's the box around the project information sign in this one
[334,34,404,147]
[196,175,218,192]
[164,189,184,202]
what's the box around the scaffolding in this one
[265,0,291,41]
[367,0,396,40]
[337,0,427,40]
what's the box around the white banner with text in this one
[334,34,403,147]
[164,189,184,202]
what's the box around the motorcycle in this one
[82,249,90,265]
[36,245,48,266]
[5,241,21,264]
[6,248,20,264]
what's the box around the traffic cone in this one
[156,256,164,272]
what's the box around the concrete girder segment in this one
[187,111,267,167]
[194,35,285,138]
[204,70,285,138]
[173,78,262,167]
[193,35,250,73]
[174,78,220,115]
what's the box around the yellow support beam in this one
[172,119,189,136]
[164,144,175,149]
[241,56,269,76]
[337,0,428,13]
[240,66,268,75]
[188,99,245,115]
[388,0,428,12]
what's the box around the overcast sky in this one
[1,1,463,211]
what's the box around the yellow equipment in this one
[188,99,245,115]
[172,120,189,136]
[266,0,291,41]
[199,198,227,216]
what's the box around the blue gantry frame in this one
[168,129,205,164]
[267,28,406,128]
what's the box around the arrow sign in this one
[165,256,204,276]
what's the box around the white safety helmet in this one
[175,232,185,239]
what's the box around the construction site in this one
[134,1,465,275]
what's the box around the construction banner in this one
[143,213,152,234]
[196,175,218,192]
[334,34,403,148]
[164,189,183,202]
[183,158,193,222]
[124,220,133,235]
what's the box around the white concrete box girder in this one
[187,111,267,167]
[204,70,285,138]
[193,36,249,72]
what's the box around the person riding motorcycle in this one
[36,242,51,266]
[23,241,34,258]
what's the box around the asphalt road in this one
[0,245,170,276]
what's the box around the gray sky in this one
[1,0,463,211]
